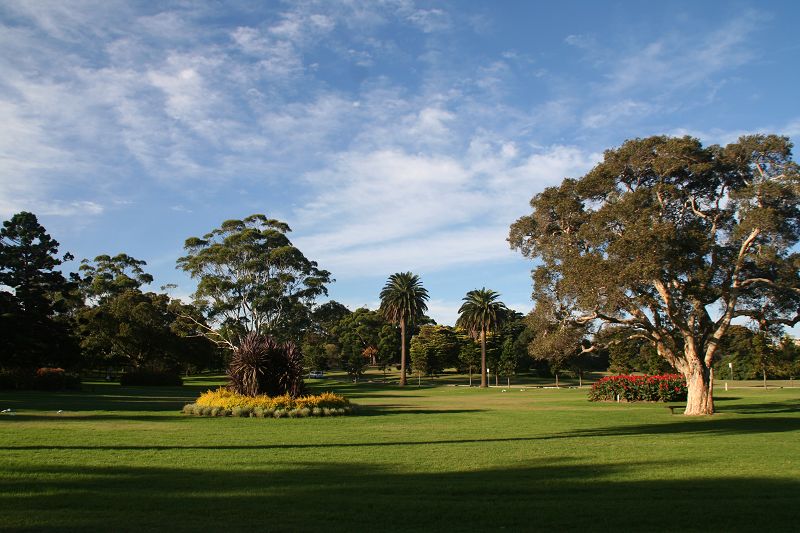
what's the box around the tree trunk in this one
[399,319,407,386]
[468,366,473,387]
[763,368,767,390]
[578,371,583,388]
[480,329,487,388]
[684,363,715,415]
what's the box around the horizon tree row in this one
[3,132,798,405]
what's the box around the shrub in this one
[0,370,23,390]
[227,333,305,397]
[0,368,80,390]
[183,388,353,418]
[231,406,253,418]
[120,370,182,387]
[194,387,350,411]
[33,368,81,390]
[588,374,688,402]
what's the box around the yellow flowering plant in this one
[187,387,351,417]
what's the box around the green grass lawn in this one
[1,374,798,532]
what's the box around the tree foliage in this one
[0,212,78,369]
[456,288,508,388]
[177,214,331,347]
[594,326,668,375]
[78,254,153,302]
[335,308,383,381]
[510,134,800,414]
[76,254,216,372]
[410,325,460,377]
[379,272,429,386]
[713,325,800,383]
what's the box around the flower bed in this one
[182,387,354,418]
[588,374,687,402]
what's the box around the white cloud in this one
[666,117,800,147]
[407,107,455,142]
[564,33,597,51]
[405,8,451,33]
[582,100,656,129]
[601,12,760,95]
[307,225,516,279]
[293,141,598,279]
[425,299,461,326]
[41,201,105,217]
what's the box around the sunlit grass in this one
[0,373,798,531]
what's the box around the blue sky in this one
[1,1,799,326]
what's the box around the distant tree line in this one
[5,134,795,410]
[0,212,220,384]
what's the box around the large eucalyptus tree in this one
[509,135,800,415]
[379,272,429,386]
[177,214,331,348]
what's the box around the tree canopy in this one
[76,254,216,372]
[177,214,331,347]
[456,288,508,388]
[510,134,800,414]
[379,272,429,386]
[0,212,78,369]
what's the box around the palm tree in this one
[379,272,429,386]
[456,288,508,388]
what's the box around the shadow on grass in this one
[356,405,482,416]
[563,416,800,438]
[3,414,799,451]
[308,381,424,396]
[0,385,210,413]
[4,414,188,422]
[0,460,797,531]
[717,399,800,414]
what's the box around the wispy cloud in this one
[0,1,794,325]
[293,141,598,278]
[602,12,761,95]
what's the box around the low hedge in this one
[183,388,354,418]
[120,370,183,386]
[0,368,81,391]
[588,374,687,402]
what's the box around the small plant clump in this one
[227,333,305,397]
[588,374,688,402]
[182,388,354,418]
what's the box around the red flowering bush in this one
[588,374,687,402]
[34,368,81,390]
